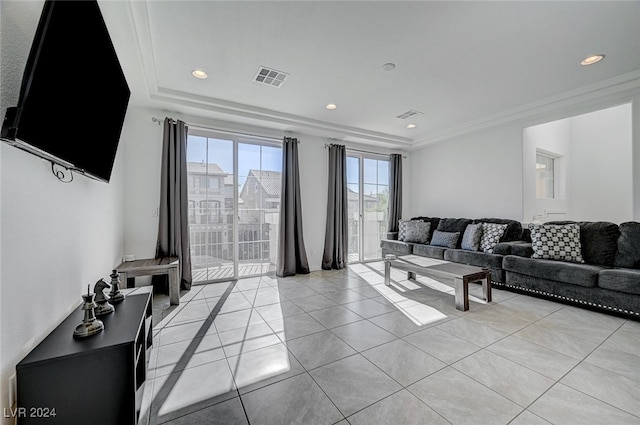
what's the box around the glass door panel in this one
[363,159,389,260]
[346,156,360,263]
[187,136,236,282]
[238,142,282,277]
[348,155,389,262]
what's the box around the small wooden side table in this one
[116,257,180,305]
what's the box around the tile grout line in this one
[459,306,634,422]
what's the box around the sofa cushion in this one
[503,255,602,287]
[437,218,472,248]
[547,221,619,266]
[529,223,584,263]
[473,218,522,242]
[578,221,619,266]
[461,223,483,251]
[430,230,460,249]
[598,269,640,295]
[614,222,640,269]
[380,239,412,256]
[480,222,508,254]
[413,243,446,260]
[404,221,431,244]
[437,217,472,233]
[444,249,504,282]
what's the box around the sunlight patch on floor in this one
[350,261,449,326]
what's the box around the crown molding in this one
[149,88,413,147]
[126,1,639,151]
[413,71,640,148]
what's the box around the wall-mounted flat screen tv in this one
[1,0,130,183]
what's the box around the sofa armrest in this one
[494,241,533,257]
[386,232,399,240]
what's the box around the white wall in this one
[569,104,633,222]
[410,97,640,224]
[409,125,524,220]
[1,2,125,422]
[122,107,165,262]
[522,103,633,223]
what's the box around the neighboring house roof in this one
[187,161,227,175]
[247,170,281,197]
[347,187,377,202]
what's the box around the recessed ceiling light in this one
[382,63,396,71]
[406,124,417,129]
[326,103,337,110]
[191,69,208,79]
[581,54,605,66]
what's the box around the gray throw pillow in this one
[404,221,431,244]
[529,223,584,263]
[461,223,483,251]
[430,230,460,248]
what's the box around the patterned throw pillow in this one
[529,223,584,263]
[398,219,424,242]
[429,230,460,248]
[479,222,508,253]
[461,223,483,251]
[398,220,408,241]
[404,221,431,244]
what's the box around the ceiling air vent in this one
[396,110,425,120]
[254,66,289,88]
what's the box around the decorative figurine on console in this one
[108,269,125,304]
[93,278,115,316]
[73,285,104,338]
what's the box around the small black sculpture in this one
[73,285,104,338]
[93,278,114,316]
[108,269,125,304]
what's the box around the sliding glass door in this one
[186,132,282,283]
[346,153,389,262]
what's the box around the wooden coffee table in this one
[384,254,491,311]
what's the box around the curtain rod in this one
[325,143,406,159]
[151,116,285,143]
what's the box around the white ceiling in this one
[99,1,640,150]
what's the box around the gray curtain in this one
[322,144,348,269]
[156,118,192,290]
[277,137,310,277]
[388,153,403,232]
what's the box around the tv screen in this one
[1,0,130,183]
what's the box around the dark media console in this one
[15,289,152,425]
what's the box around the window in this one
[200,200,221,223]
[536,151,557,199]
[208,176,220,191]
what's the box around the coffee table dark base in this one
[385,255,491,311]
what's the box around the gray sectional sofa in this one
[502,221,640,318]
[381,217,524,283]
[380,217,640,319]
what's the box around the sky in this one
[187,135,282,184]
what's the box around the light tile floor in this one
[140,261,640,425]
